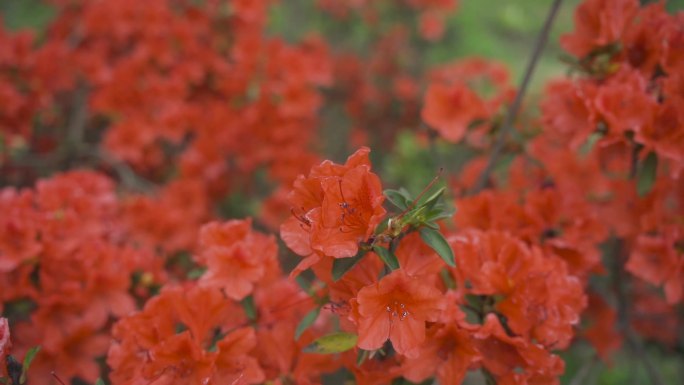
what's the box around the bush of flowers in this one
[0,0,682,384]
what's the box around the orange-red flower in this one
[421,82,486,143]
[582,293,622,362]
[627,226,684,304]
[354,270,444,357]
[400,294,479,384]
[561,0,639,57]
[0,317,10,378]
[108,285,261,385]
[197,219,280,301]
[473,314,564,384]
[451,231,586,349]
[281,147,386,274]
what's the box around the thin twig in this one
[65,84,89,149]
[83,148,156,193]
[625,331,666,385]
[568,354,598,385]
[470,0,564,194]
[611,237,665,385]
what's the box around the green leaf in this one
[241,295,257,321]
[374,215,391,235]
[332,249,366,281]
[372,246,400,270]
[95,379,106,385]
[294,275,312,293]
[19,346,40,384]
[384,189,411,210]
[356,349,369,366]
[416,186,445,210]
[419,227,455,267]
[0,377,8,385]
[579,132,602,156]
[637,151,658,197]
[423,221,440,230]
[295,307,321,340]
[186,267,206,280]
[303,332,358,354]
[423,206,454,223]
[439,268,456,289]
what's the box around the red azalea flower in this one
[198,219,279,301]
[421,82,486,143]
[0,317,10,379]
[355,270,444,357]
[281,147,386,275]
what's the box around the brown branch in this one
[470,0,564,194]
[610,237,665,385]
[82,148,156,193]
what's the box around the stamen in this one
[291,207,312,228]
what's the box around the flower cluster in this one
[0,171,160,383]
[0,0,682,384]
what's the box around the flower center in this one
[385,300,410,321]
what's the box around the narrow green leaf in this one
[294,275,314,295]
[424,207,454,222]
[419,227,455,267]
[423,221,440,230]
[303,332,358,354]
[384,189,411,210]
[389,234,404,253]
[95,379,106,385]
[186,267,206,280]
[637,151,658,197]
[332,249,366,281]
[295,307,321,340]
[356,349,369,366]
[241,295,257,321]
[416,186,446,210]
[439,268,456,289]
[374,216,391,235]
[372,246,400,270]
[579,132,602,156]
[19,346,40,384]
